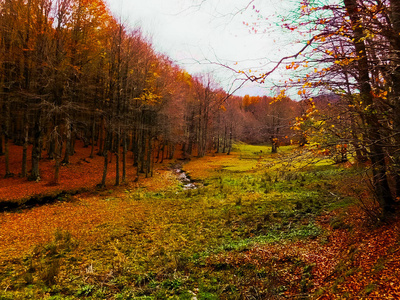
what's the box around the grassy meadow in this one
[1,143,395,299]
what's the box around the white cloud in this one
[106,0,301,96]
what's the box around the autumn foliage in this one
[2,0,400,298]
[0,140,134,203]
[1,144,400,299]
[240,0,400,215]
[0,0,307,201]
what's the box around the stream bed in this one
[173,167,199,190]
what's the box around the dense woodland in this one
[1,0,400,210]
[2,1,400,298]
[0,0,304,189]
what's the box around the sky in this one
[105,0,303,97]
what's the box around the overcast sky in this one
[105,0,301,97]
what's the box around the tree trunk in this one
[389,0,400,198]
[139,122,145,173]
[53,134,62,185]
[150,139,154,177]
[71,130,76,156]
[21,122,29,178]
[62,120,71,165]
[97,117,105,156]
[132,123,139,166]
[29,119,41,181]
[160,141,165,163]
[4,136,12,178]
[145,138,150,178]
[344,0,396,212]
[99,130,110,188]
[3,101,13,178]
[227,123,233,155]
[47,117,56,160]
[155,139,161,163]
[169,143,175,159]
[90,117,95,158]
[122,131,127,184]
[0,135,4,156]
[222,125,227,153]
[2,4,13,177]
[115,128,120,186]
[271,136,278,153]
[48,135,55,159]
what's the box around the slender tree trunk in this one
[109,132,113,164]
[115,128,120,186]
[132,127,138,166]
[198,103,202,156]
[2,6,13,177]
[151,138,155,177]
[21,0,31,175]
[160,141,165,163]
[227,123,233,155]
[0,135,3,155]
[53,132,61,185]
[271,135,278,153]
[202,109,209,156]
[165,142,169,160]
[3,101,12,177]
[48,135,55,159]
[38,131,44,160]
[62,120,71,164]
[90,117,95,158]
[21,122,29,178]
[29,118,41,181]
[122,131,127,184]
[97,117,104,156]
[146,136,154,178]
[222,125,227,153]
[99,130,110,187]
[155,139,160,163]
[139,122,145,173]
[171,143,176,159]
[47,117,56,159]
[71,130,76,156]
[4,136,12,177]
[145,138,150,178]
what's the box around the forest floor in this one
[0,143,400,299]
[0,141,145,206]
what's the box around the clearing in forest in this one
[0,144,400,299]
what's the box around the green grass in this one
[0,143,358,299]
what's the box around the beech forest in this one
[1,0,400,299]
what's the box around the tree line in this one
[0,0,302,188]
